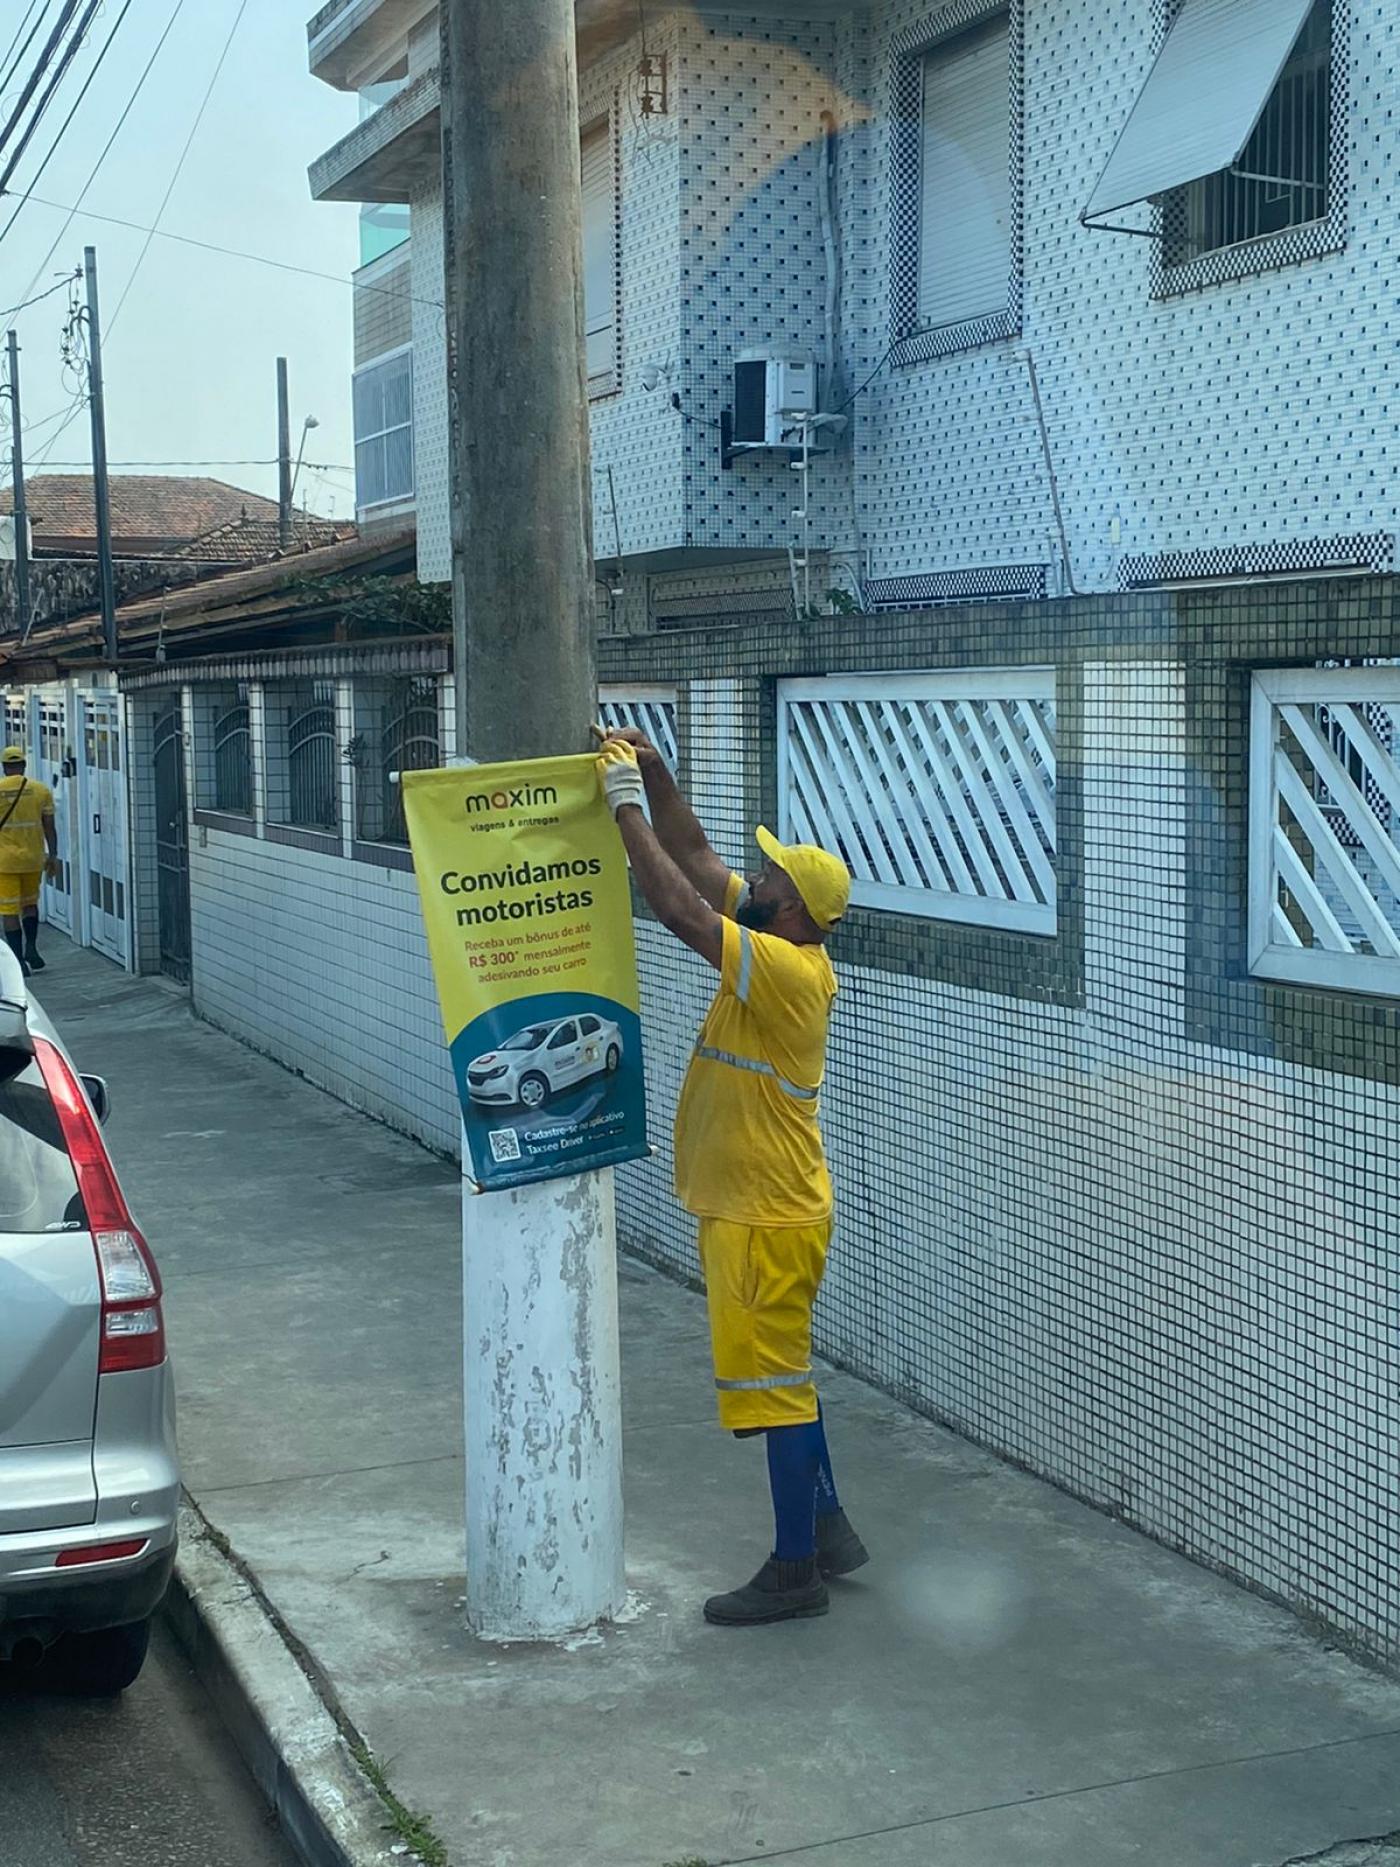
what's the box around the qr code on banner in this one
[488,1129,521,1164]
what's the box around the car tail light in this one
[32,1037,165,1374]
[55,1538,148,1569]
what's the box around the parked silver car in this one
[0,947,178,1694]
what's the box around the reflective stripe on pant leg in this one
[707,1220,831,1431]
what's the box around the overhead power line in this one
[0,0,186,259]
[36,456,356,471]
[0,0,133,244]
[0,0,82,164]
[0,0,104,197]
[0,0,51,101]
[106,0,249,335]
[3,190,446,311]
[0,264,79,323]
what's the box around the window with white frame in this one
[353,348,414,512]
[581,117,619,393]
[778,672,1057,934]
[1248,666,1400,998]
[919,14,1011,331]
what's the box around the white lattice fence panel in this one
[598,685,679,773]
[778,672,1057,933]
[1250,668,1400,997]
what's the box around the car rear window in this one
[0,1050,84,1234]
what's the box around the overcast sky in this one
[3,0,362,519]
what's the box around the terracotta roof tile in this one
[175,515,352,563]
[0,475,282,544]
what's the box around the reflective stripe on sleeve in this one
[736,925,754,1003]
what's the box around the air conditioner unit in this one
[731,350,819,447]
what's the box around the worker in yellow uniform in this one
[0,746,58,976]
[597,727,867,1626]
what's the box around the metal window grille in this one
[1164,0,1330,263]
[1249,666,1400,998]
[778,672,1057,933]
[598,686,679,772]
[39,698,64,766]
[4,696,25,749]
[353,348,414,511]
[214,687,252,816]
[367,675,439,845]
[286,683,339,833]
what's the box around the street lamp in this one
[290,414,320,514]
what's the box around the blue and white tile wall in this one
[848,0,1400,591]
[405,1,1400,599]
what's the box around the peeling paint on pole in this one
[462,1157,626,1640]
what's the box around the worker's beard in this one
[736,894,779,932]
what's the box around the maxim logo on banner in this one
[465,783,559,816]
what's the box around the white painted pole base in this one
[461,1153,626,1641]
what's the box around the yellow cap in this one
[756,826,851,931]
[1,747,23,766]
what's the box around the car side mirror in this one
[80,1074,111,1124]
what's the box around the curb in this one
[162,1503,399,1867]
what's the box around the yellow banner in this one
[402,753,648,1189]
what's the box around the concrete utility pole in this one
[440,0,623,1641]
[83,247,117,663]
[276,357,293,549]
[5,331,33,642]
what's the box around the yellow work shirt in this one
[674,874,837,1228]
[0,775,53,875]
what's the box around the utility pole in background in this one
[5,330,32,643]
[276,356,293,550]
[83,247,116,663]
[440,0,623,1641]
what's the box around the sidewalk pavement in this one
[41,938,1400,1867]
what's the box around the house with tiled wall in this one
[308,0,1397,613]
[175,0,1400,1669]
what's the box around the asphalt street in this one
[0,1619,298,1867]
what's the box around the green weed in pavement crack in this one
[350,1740,450,1867]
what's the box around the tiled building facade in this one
[267,0,1400,1667]
[313,0,1400,611]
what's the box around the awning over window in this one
[1083,0,1316,224]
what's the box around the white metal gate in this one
[79,695,129,966]
[34,695,73,937]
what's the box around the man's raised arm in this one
[595,727,735,912]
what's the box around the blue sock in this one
[766,1421,824,1561]
[814,1402,841,1518]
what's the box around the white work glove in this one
[596,739,647,817]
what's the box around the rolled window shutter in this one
[581,124,616,379]
[918,17,1011,330]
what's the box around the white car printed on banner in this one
[466,1015,623,1111]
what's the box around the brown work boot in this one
[817,1509,870,1579]
[703,1557,829,1626]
